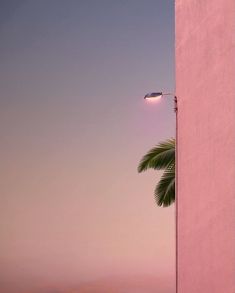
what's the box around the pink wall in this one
[176,1,235,292]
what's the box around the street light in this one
[144,92,177,112]
[144,90,178,293]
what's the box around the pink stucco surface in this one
[176,1,235,292]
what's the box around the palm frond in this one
[154,167,175,207]
[138,138,175,173]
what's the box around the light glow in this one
[145,95,162,101]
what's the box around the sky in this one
[0,1,175,292]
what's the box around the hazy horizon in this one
[0,1,175,292]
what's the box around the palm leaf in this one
[138,138,175,173]
[154,167,175,207]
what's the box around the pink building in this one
[176,0,235,292]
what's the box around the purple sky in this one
[0,1,175,292]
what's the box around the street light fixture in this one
[144,92,163,99]
[144,92,177,112]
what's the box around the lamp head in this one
[144,92,163,100]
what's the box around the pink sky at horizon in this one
[0,1,175,292]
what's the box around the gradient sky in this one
[0,1,175,292]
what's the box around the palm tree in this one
[138,138,175,207]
